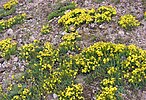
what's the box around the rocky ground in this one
[0,0,146,99]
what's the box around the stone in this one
[47,94,54,100]
[0,58,4,63]
[13,57,18,62]
[53,93,58,99]
[20,66,25,72]
[29,35,35,41]
[12,66,17,71]
[99,24,106,29]
[118,30,125,37]
[90,23,96,29]
[69,25,76,32]
[141,91,146,100]
[0,67,5,73]
[4,29,14,38]
[60,31,67,35]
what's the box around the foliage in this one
[59,32,81,54]
[93,0,105,3]
[0,13,26,32]
[40,24,51,35]
[118,14,140,30]
[0,7,16,19]
[144,12,146,20]
[96,86,117,100]
[19,40,40,61]
[48,2,76,20]
[58,83,84,100]
[58,6,116,32]
[0,38,17,59]
[3,0,18,10]
[95,6,116,23]
[1,28,146,100]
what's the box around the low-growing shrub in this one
[3,0,18,10]
[95,6,116,23]
[48,2,76,20]
[58,6,116,32]
[118,14,140,30]
[19,40,40,61]
[0,38,17,59]
[0,7,16,19]
[96,86,117,100]
[2,32,146,99]
[0,13,26,32]
[144,12,146,20]
[40,25,51,35]
[59,32,81,54]
[58,83,84,100]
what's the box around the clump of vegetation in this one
[95,6,117,23]
[97,86,117,100]
[118,14,140,30]
[0,13,26,32]
[93,0,105,3]
[58,6,116,32]
[0,7,16,19]
[58,8,95,31]
[19,40,40,61]
[58,83,84,100]
[1,31,146,99]
[0,1,145,99]
[144,12,146,20]
[59,32,81,54]
[48,2,76,20]
[0,38,17,59]
[40,24,51,35]
[3,0,18,10]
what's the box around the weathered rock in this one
[0,67,5,73]
[13,57,18,62]
[19,66,25,72]
[53,93,58,99]
[141,91,146,100]
[99,24,106,29]
[4,29,14,38]
[60,31,67,35]
[0,58,4,63]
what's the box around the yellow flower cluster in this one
[107,67,117,75]
[58,8,94,31]
[95,6,116,23]
[12,88,31,100]
[118,14,140,30]
[41,25,51,35]
[4,32,146,99]
[0,38,17,59]
[37,42,56,70]
[74,41,146,87]
[101,78,115,86]
[58,6,116,31]
[58,83,84,100]
[96,86,117,100]
[144,12,146,20]
[97,78,117,100]
[3,0,18,10]
[59,32,81,53]
[43,68,78,94]
[19,40,39,61]
[0,13,26,32]
[124,64,146,84]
